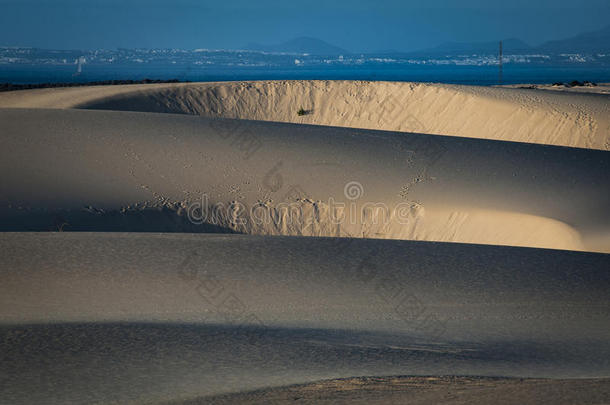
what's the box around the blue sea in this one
[1,63,609,85]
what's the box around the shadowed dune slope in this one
[0,80,608,150]
[3,233,609,338]
[1,108,609,251]
[1,233,609,403]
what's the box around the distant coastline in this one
[0,78,184,92]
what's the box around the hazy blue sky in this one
[1,0,609,51]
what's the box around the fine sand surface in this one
[0,80,609,150]
[1,233,609,404]
[1,108,609,252]
[186,376,610,405]
[0,81,609,404]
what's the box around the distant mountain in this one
[410,26,610,56]
[537,25,610,53]
[244,37,348,55]
[412,38,532,55]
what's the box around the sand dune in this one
[1,108,608,251]
[194,376,610,405]
[1,80,608,150]
[1,233,609,404]
[1,81,609,404]
[3,233,608,340]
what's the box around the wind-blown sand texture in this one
[1,80,609,150]
[189,376,610,405]
[0,81,609,404]
[2,233,609,404]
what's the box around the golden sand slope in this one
[1,108,608,252]
[1,80,608,150]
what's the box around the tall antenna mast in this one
[498,40,503,85]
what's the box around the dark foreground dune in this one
[3,321,609,404]
[1,233,609,403]
[187,376,610,405]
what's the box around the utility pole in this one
[498,40,503,85]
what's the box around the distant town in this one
[1,46,608,70]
